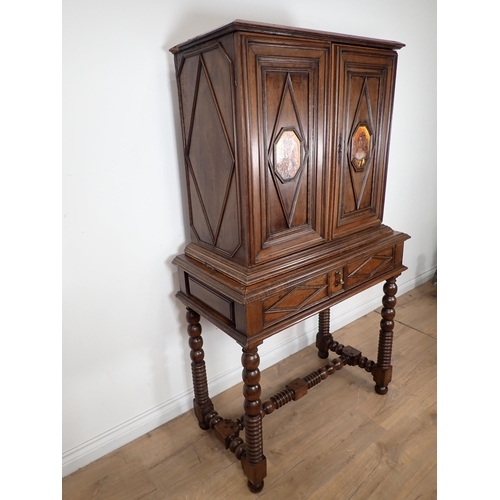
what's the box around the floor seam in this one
[395,319,436,340]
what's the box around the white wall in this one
[62,0,436,476]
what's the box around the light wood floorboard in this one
[63,280,437,499]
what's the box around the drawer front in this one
[262,268,344,327]
[186,275,235,325]
[344,247,394,289]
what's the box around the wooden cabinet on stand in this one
[169,20,409,492]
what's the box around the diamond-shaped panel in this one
[267,73,309,228]
[348,255,393,279]
[344,249,394,289]
[186,55,235,248]
[263,275,329,326]
[347,77,376,210]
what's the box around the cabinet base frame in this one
[182,275,400,493]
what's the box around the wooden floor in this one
[63,280,437,499]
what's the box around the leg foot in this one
[247,480,264,493]
[375,385,388,395]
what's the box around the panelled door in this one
[244,36,331,265]
[332,46,397,237]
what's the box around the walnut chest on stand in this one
[169,20,410,493]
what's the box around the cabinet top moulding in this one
[169,19,405,54]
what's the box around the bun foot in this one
[375,385,388,395]
[198,421,210,430]
[317,350,329,359]
[247,480,264,493]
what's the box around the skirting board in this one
[62,268,436,477]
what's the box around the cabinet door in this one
[332,46,398,237]
[244,37,330,265]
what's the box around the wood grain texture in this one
[62,280,436,499]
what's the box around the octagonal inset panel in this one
[350,124,372,171]
[274,128,302,182]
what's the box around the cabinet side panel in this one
[176,38,243,258]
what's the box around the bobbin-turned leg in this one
[316,308,332,359]
[372,277,398,395]
[186,308,214,429]
[241,347,266,493]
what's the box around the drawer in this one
[262,268,344,327]
[344,247,394,289]
[186,275,236,325]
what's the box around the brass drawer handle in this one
[335,270,344,286]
